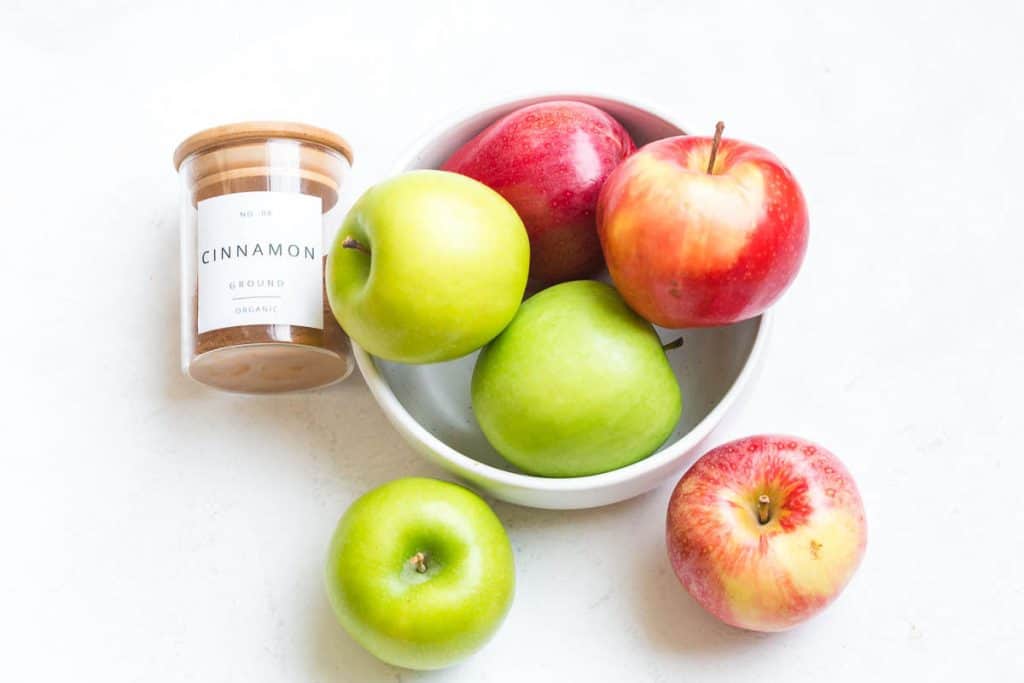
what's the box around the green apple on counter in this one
[472,280,682,477]
[325,478,515,670]
[326,170,530,363]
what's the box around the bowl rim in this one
[389,90,688,172]
[354,314,769,493]
[352,91,773,494]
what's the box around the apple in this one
[472,280,681,477]
[442,100,636,285]
[325,477,515,670]
[597,123,808,328]
[326,170,529,363]
[666,435,867,632]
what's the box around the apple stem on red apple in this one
[341,236,371,256]
[757,494,771,524]
[706,121,725,174]
[662,337,684,351]
[408,551,428,573]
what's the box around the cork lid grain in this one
[173,121,354,170]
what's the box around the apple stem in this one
[341,236,371,256]
[409,552,428,573]
[757,494,771,525]
[662,337,684,351]
[706,121,725,174]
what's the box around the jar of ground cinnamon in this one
[174,122,354,393]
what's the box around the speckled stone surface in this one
[3,1,1021,680]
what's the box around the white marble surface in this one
[3,1,1022,680]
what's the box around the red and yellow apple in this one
[443,100,636,284]
[597,125,808,327]
[666,435,866,632]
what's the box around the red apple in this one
[597,124,808,327]
[666,435,866,632]
[442,101,636,284]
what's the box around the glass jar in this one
[174,122,354,393]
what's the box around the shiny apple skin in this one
[442,101,636,285]
[597,135,808,327]
[666,435,866,632]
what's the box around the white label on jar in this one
[197,191,323,334]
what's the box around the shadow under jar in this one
[174,122,354,393]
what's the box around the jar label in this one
[197,191,323,334]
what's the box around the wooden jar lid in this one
[173,121,353,170]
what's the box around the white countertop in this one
[3,1,1021,680]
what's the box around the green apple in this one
[326,170,529,363]
[471,280,682,477]
[325,477,515,670]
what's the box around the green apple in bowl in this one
[471,280,682,477]
[325,477,515,670]
[327,170,530,363]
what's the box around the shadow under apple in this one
[629,507,785,656]
[308,570,485,682]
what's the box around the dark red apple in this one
[597,123,808,327]
[442,101,636,284]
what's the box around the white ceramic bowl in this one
[353,93,770,509]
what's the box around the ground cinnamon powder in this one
[174,124,354,393]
